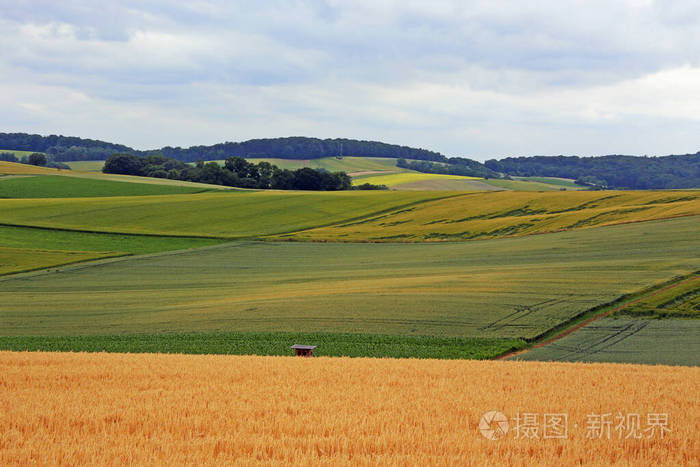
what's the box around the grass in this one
[0,332,524,359]
[614,274,700,318]
[0,174,218,198]
[284,190,700,242]
[63,160,105,171]
[1,217,697,341]
[205,156,413,175]
[509,318,700,366]
[0,190,452,238]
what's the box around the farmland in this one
[1,217,697,345]
[0,190,453,238]
[511,318,700,366]
[0,174,217,198]
[0,332,523,360]
[0,160,62,175]
[0,225,223,275]
[0,190,696,241]
[614,273,700,318]
[1,351,698,465]
[281,190,700,242]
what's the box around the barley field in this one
[0,351,697,465]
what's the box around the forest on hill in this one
[2,132,699,189]
[485,154,700,189]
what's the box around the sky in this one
[2,1,700,161]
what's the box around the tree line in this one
[0,133,447,163]
[102,153,383,191]
[485,154,700,189]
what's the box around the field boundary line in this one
[496,272,700,360]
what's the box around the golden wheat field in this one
[1,352,698,465]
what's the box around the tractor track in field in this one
[497,273,700,360]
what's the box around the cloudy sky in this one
[2,1,700,160]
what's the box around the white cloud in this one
[1,1,700,159]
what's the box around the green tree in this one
[28,153,47,166]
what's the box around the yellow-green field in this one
[352,172,481,187]
[279,190,700,241]
[0,191,452,238]
[1,190,697,242]
[63,160,106,171]
[0,161,62,175]
[0,247,125,276]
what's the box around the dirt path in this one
[497,274,700,360]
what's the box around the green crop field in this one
[0,247,125,276]
[0,332,524,360]
[509,318,700,366]
[613,274,700,318]
[63,160,106,171]
[514,176,583,188]
[0,174,217,198]
[0,225,224,275]
[1,217,697,342]
[0,190,452,237]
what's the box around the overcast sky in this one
[2,1,700,160]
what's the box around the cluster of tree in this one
[102,153,374,191]
[0,133,134,162]
[397,157,500,178]
[484,154,700,189]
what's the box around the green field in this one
[614,274,700,318]
[0,332,524,360]
[0,225,223,275]
[0,175,218,198]
[514,176,583,188]
[509,318,700,366]
[1,217,697,340]
[63,160,106,171]
[0,190,453,237]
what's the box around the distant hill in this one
[485,154,700,189]
[0,133,446,163]
[2,132,699,188]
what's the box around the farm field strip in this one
[0,174,215,198]
[0,161,62,175]
[1,351,698,465]
[510,318,700,366]
[285,190,700,242]
[614,273,700,318]
[0,332,524,360]
[1,217,697,341]
[353,172,481,187]
[0,190,453,238]
[0,225,224,276]
[0,247,125,276]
